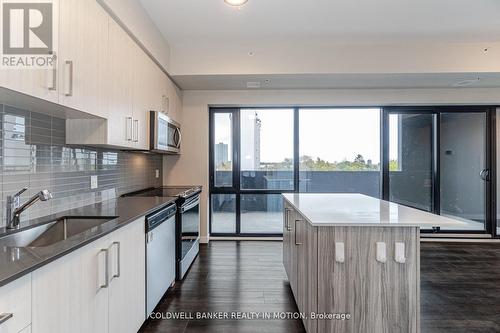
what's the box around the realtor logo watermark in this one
[1,0,58,69]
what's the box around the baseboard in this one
[421,233,492,238]
[200,235,210,244]
[421,238,500,243]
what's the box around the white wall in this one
[170,41,500,76]
[98,0,171,72]
[163,88,500,243]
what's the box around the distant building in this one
[215,143,229,168]
[241,112,261,170]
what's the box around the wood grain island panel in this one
[283,193,465,333]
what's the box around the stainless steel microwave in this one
[150,111,181,154]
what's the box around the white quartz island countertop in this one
[282,193,469,228]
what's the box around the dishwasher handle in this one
[146,231,154,243]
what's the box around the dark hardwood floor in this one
[420,242,500,333]
[140,241,500,333]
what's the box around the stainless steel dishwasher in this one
[145,203,176,315]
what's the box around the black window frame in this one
[209,106,498,238]
[209,107,297,237]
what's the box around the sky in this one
[214,108,399,165]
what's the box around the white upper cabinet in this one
[165,76,182,123]
[132,44,158,150]
[2,0,181,150]
[0,67,59,104]
[106,18,135,149]
[58,0,108,118]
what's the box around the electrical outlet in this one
[155,169,160,179]
[90,175,98,189]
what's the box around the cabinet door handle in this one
[284,208,288,230]
[98,248,109,289]
[285,208,292,231]
[295,219,302,245]
[0,313,13,325]
[47,52,57,90]
[111,241,121,279]
[126,117,133,141]
[134,119,139,142]
[64,60,73,96]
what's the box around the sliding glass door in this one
[440,112,488,231]
[383,107,493,234]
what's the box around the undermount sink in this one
[0,217,118,248]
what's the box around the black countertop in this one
[0,196,177,287]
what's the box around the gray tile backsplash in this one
[0,103,163,227]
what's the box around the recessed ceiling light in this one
[224,0,248,7]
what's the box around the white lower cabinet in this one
[31,217,146,333]
[32,235,110,333]
[0,274,32,333]
[108,219,146,333]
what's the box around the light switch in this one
[155,169,160,178]
[395,242,406,264]
[335,242,345,263]
[90,175,98,189]
[376,242,387,263]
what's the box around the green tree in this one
[389,160,399,171]
[298,154,380,171]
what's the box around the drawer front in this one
[0,274,32,333]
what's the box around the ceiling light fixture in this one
[224,0,248,7]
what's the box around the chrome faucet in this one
[6,188,53,229]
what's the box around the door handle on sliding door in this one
[480,169,490,181]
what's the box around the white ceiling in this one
[139,0,500,89]
[140,0,500,46]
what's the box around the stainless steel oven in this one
[176,192,200,280]
[150,111,181,154]
[122,186,202,281]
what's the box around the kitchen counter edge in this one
[0,196,177,288]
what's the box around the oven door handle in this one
[181,197,200,213]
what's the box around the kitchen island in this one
[282,193,467,333]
